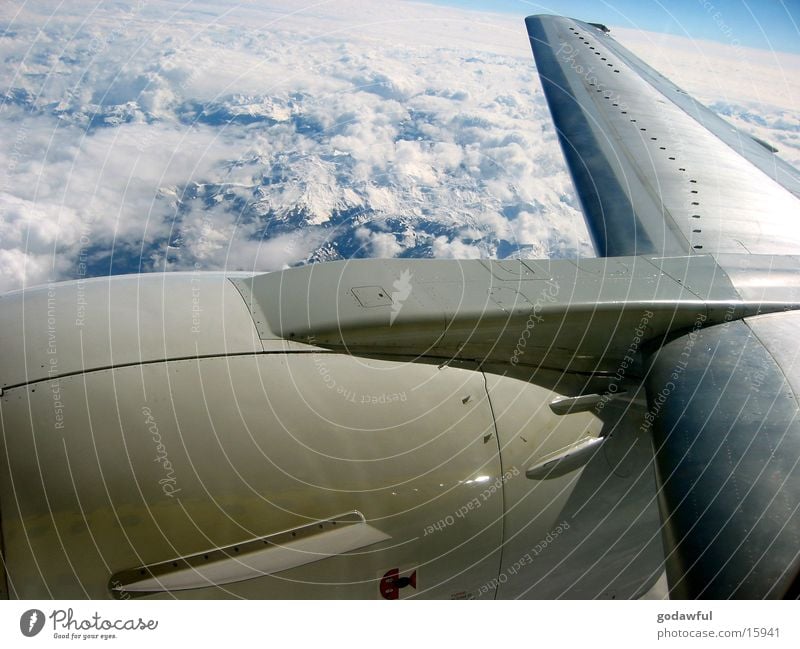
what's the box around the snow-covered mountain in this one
[1,0,798,291]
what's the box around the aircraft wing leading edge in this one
[527,15,800,598]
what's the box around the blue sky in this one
[417,0,800,53]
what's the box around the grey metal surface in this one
[0,500,6,600]
[5,255,799,392]
[549,393,608,415]
[489,373,665,599]
[597,21,800,201]
[0,273,264,389]
[645,319,800,598]
[715,254,800,305]
[0,265,645,599]
[526,15,800,257]
[525,437,605,480]
[235,255,800,375]
[747,311,800,398]
[3,252,800,598]
[0,353,503,598]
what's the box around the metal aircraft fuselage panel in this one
[0,268,665,599]
[486,372,664,599]
[0,354,504,598]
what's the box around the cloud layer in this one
[0,0,798,291]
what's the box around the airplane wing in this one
[527,15,800,598]
[525,15,800,258]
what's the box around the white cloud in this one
[0,0,796,292]
[356,226,403,257]
[432,235,483,259]
[0,193,84,289]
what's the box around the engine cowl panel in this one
[0,271,660,599]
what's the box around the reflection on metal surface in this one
[549,393,613,415]
[646,320,800,598]
[526,437,605,480]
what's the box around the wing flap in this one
[109,511,390,597]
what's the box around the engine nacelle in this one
[0,270,662,598]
